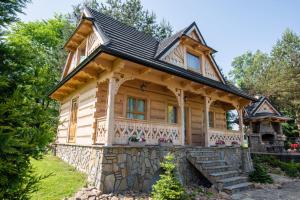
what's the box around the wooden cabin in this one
[244,96,289,152]
[49,7,254,148]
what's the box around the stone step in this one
[209,170,239,180]
[194,155,220,161]
[217,176,248,187]
[223,182,253,194]
[197,160,226,167]
[188,151,219,157]
[204,165,231,173]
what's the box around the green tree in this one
[152,153,186,200]
[0,0,30,29]
[229,29,300,136]
[0,16,73,199]
[69,0,173,40]
[229,50,270,95]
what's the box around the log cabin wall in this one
[94,81,108,119]
[57,80,97,145]
[114,80,179,122]
[210,105,227,130]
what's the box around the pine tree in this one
[152,153,186,200]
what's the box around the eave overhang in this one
[63,16,94,51]
[49,45,255,102]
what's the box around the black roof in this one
[244,96,288,119]
[48,7,254,101]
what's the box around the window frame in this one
[208,111,215,128]
[126,96,147,120]
[76,39,87,66]
[186,51,201,72]
[167,104,178,124]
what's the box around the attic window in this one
[187,52,201,72]
[77,40,87,65]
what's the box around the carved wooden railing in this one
[208,128,241,146]
[95,117,107,144]
[114,118,181,145]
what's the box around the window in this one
[127,97,146,120]
[77,41,87,65]
[167,105,177,124]
[187,52,201,71]
[208,111,214,128]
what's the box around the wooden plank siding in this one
[113,80,178,123]
[57,81,97,145]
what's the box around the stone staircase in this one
[187,149,253,194]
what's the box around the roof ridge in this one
[86,6,159,42]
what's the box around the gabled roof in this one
[244,96,290,121]
[48,7,254,101]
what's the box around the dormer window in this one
[77,40,87,65]
[187,52,201,72]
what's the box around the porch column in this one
[179,89,185,146]
[203,96,210,147]
[238,108,245,145]
[105,76,116,146]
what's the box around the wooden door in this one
[68,97,79,143]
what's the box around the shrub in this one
[152,153,187,200]
[249,157,273,183]
[253,155,300,178]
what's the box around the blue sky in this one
[19,0,300,75]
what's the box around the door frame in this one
[68,97,79,143]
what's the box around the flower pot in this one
[232,144,240,147]
[128,141,145,147]
[159,142,173,147]
[217,144,226,148]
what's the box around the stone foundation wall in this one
[55,144,252,193]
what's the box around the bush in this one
[249,157,273,183]
[252,155,300,178]
[152,153,187,200]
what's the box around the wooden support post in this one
[238,109,245,145]
[203,96,210,147]
[179,89,185,146]
[105,76,116,146]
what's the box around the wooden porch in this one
[86,57,249,147]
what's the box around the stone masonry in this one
[55,144,253,193]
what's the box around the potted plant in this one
[231,141,240,147]
[158,137,173,147]
[128,135,146,146]
[215,140,225,147]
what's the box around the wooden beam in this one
[64,82,78,89]
[205,88,215,95]
[82,67,99,79]
[69,40,80,47]
[75,33,85,40]
[94,58,113,71]
[58,88,74,94]
[217,91,227,98]
[139,68,152,75]
[73,76,88,83]
[161,75,174,81]
[180,81,191,88]
[113,59,125,72]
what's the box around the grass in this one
[30,154,87,200]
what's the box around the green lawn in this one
[30,154,87,200]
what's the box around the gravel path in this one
[231,174,300,200]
